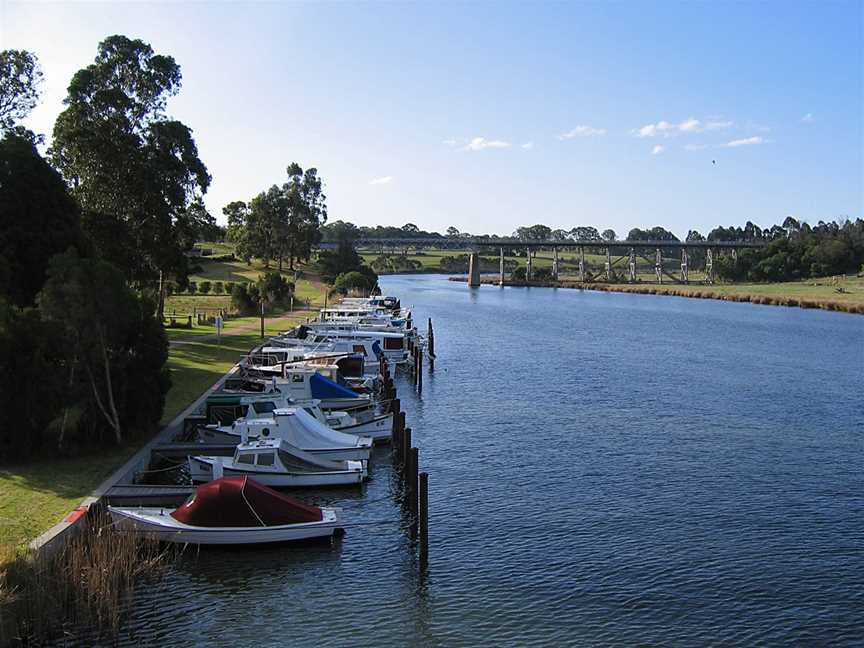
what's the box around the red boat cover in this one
[170,477,323,527]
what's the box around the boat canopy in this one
[310,373,359,399]
[170,477,322,527]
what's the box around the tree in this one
[446,226,460,238]
[0,134,83,307]
[39,251,169,444]
[332,270,378,295]
[601,229,617,241]
[570,226,601,241]
[0,49,43,133]
[50,35,210,316]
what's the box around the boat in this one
[189,438,368,487]
[198,407,374,460]
[108,477,341,545]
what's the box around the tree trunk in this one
[156,268,166,322]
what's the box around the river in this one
[120,274,864,647]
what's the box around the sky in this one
[2,1,862,238]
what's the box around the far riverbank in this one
[450,275,864,315]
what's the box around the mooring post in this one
[390,397,401,416]
[706,248,714,284]
[629,247,637,282]
[403,427,412,468]
[409,447,419,538]
[681,247,689,283]
[499,247,505,286]
[655,248,663,284]
[419,472,429,565]
[579,246,585,282]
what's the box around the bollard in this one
[419,472,429,564]
[403,427,412,468]
[409,447,419,539]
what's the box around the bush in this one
[332,270,377,295]
[230,283,256,315]
[199,280,211,294]
[223,281,234,295]
[213,281,224,295]
[511,267,526,281]
[165,281,176,296]
[187,281,197,295]
[533,267,553,280]
[257,272,294,306]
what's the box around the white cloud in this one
[724,136,764,148]
[369,176,393,185]
[442,138,457,146]
[679,118,702,132]
[521,141,534,150]
[464,137,511,151]
[684,143,708,151]
[634,120,675,137]
[558,125,606,139]
[634,117,733,137]
[651,145,665,155]
[801,113,814,123]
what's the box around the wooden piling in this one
[409,447,419,538]
[403,427,412,468]
[390,397,401,416]
[419,472,429,564]
[417,349,423,393]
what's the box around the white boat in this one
[189,438,367,487]
[108,477,341,545]
[198,407,373,460]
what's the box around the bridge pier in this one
[628,247,636,283]
[705,248,714,284]
[605,246,612,281]
[579,247,585,282]
[526,251,532,281]
[499,247,505,286]
[552,247,559,280]
[681,247,689,283]
[655,248,663,284]
[468,252,481,288]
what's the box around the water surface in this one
[122,275,864,647]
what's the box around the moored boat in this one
[108,477,341,544]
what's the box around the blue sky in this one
[3,1,861,238]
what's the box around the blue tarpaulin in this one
[309,373,360,399]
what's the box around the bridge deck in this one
[344,237,765,250]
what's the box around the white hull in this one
[108,507,340,545]
[332,413,393,441]
[198,428,372,461]
[189,457,366,487]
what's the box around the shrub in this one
[257,272,294,306]
[332,270,377,295]
[198,281,211,294]
[213,281,224,294]
[223,281,234,295]
[230,283,256,315]
[187,281,197,295]
[511,267,526,281]
[533,267,553,280]
[165,281,176,296]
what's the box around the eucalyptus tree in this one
[0,49,42,134]
[50,35,210,316]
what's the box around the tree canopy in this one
[0,49,42,133]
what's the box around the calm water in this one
[121,275,863,647]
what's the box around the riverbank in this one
[452,275,864,314]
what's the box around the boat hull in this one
[331,413,393,442]
[189,457,366,487]
[108,507,340,545]
[197,428,372,461]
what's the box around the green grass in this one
[0,446,140,548]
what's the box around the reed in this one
[0,508,178,645]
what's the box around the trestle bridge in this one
[344,237,766,287]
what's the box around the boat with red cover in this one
[108,477,341,544]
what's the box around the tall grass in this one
[0,508,178,645]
